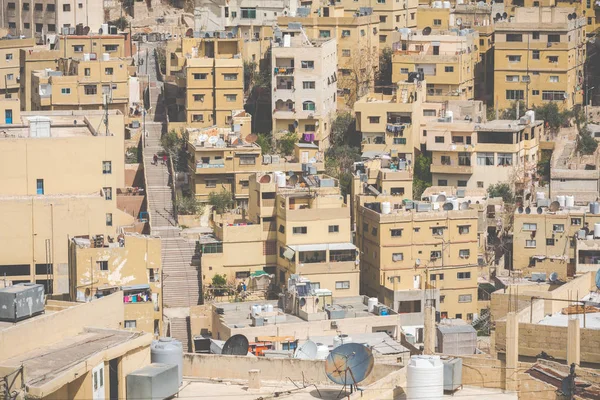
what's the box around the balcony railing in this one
[274,67,294,75]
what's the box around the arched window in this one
[302,101,315,111]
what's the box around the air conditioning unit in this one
[263,155,272,164]
[271,155,280,164]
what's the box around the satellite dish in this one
[549,201,560,212]
[518,206,524,213]
[288,174,299,185]
[245,133,258,143]
[299,297,307,307]
[325,343,374,388]
[283,248,295,260]
[525,207,531,214]
[422,27,432,36]
[199,134,209,142]
[502,12,508,19]
[215,139,226,148]
[415,258,421,266]
[460,202,469,210]
[537,207,543,214]
[222,334,249,355]
[595,268,600,289]
[443,202,454,211]
[186,28,194,37]
[294,340,318,359]
[437,194,447,202]
[208,136,219,144]
[83,26,90,35]
[549,272,559,283]
[456,17,463,26]
[568,13,573,20]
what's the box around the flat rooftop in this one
[0,328,146,388]
[537,311,600,329]
[477,119,542,132]
[307,332,409,356]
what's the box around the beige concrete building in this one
[31,56,129,114]
[68,234,163,336]
[0,0,105,43]
[0,107,136,294]
[493,7,586,111]
[277,7,380,108]
[187,126,324,205]
[426,115,542,191]
[356,197,482,323]
[392,28,478,102]
[0,37,35,99]
[0,292,153,399]
[271,27,337,148]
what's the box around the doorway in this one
[109,359,119,400]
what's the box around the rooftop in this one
[307,332,409,356]
[476,119,543,132]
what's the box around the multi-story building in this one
[277,6,379,108]
[392,28,478,102]
[68,233,164,336]
[0,37,35,99]
[493,7,586,111]
[271,26,337,149]
[337,0,419,47]
[31,56,129,114]
[426,115,542,191]
[356,197,481,322]
[187,125,325,205]
[0,0,105,43]
[0,104,136,294]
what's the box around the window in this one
[239,155,255,165]
[35,23,43,33]
[477,181,484,188]
[293,226,307,234]
[241,7,256,18]
[477,152,494,166]
[547,34,560,43]
[329,225,339,233]
[305,124,316,131]
[63,4,71,11]
[106,213,113,226]
[319,30,331,38]
[506,75,519,82]
[546,238,555,246]
[193,73,207,80]
[61,88,71,95]
[434,136,445,143]
[379,35,387,43]
[371,227,378,236]
[523,223,537,231]
[456,313,463,319]
[459,225,470,235]
[431,227,444,236]
[553,224,564,232]
[303,81,315,89]
[336,281,350,289]
[363,222,368,232]
[360,29,365,36]
[391,229,402,237]
[532,90,540,95]
[35,3,43,10]
[506,90,524,100]
[433,19,442,26]
[193,94,204,102]
[84,67,91,76]
[459,249,470,258]
[342,49,351,57]
[548,56,558,63]
[441,155,451,165]
[571,218,581,226]
[438,179,448,186]
[506,34,523,42]
[457,271,471,279]
[8,22,16,29]
[458,294,472,303]
[23,2,29,10]
[223,73,238,81]
[431,251,442,260]
[79,2,83,8]
[457,180,467,187]
[341,30,351,37]
[225,94,237,102]
[444,66,454,73]
[97,261,108,271]
[532,32,540,40]
[542,91,565,101]
[84,85,96,95]
[549,76,559,83]
[302,101,315,111]
[103,187,112,200]
[430,273,444,281]
[45,23,55,32]
[392,253,404,262]
[368,116,380,124]
[124,320,136,328]
[7,2,15,9]
[508,55,521,63]
[532,50,540,60]
[497,153,512,166]
[205,179,216,188]
[36,179,44,195]
[104,67,114,76]
[379,15,387,22]
[24,23,30,29]
[440,295,445,303]
[525,239,536,248]
[102,161,112,174]
[391,187,405,195]
[393,137,407,145]
[192,114,204,122]
[301,60,314,69]
[400,68,409,74]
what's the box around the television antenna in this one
[325,343,374,397]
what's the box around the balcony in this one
[274,67,294,75]
[195,160,225,172]
[430,160,473,174]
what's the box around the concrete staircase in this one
[143,123,201,351]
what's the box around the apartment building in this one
[355,80,425,162]
[550,140,600,203]
[493,7,586,111]
[68,234,163,336]
[392,28,478,102]
[271,27,337,149]
[0,0,105,43]
[201,172,359,297]
[0,38,35,99]
[336,0,419,47]
[0,105,136,294]
[187,125,324,205]
[356,197,480,322]
[277,6,379,108]
[31,56,129,114]
[426,114,542,191]
[512,203,600,280]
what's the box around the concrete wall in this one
[0,292,124,361]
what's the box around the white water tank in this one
[590,202,600,214]
[442,1,451,8]
[588,235,595,240]
[382,202,392,215]
[430,194,439,203]
[407,355,444,400]
[266,304,274,313]
[536,192,545,202]
[83,53,91,61]
[151,338,183,386]
[432,202,440,210]
[594,223,600,238]
[368,297,378,313]
[450,198,459,210]
[316,343,329,359]
[433,0,442,7]
[557,195,566,207]
[566,195,575,208]
[102,52,110,61]
[446,110,453,122]
[526,110,535,123]
[274,171,286,188]
[101,23,109,34]
[333,334,352,349]
[252,304,261,315]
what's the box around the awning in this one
[328,243,357,251]
[289,244,327,252]
[121,284,150,291]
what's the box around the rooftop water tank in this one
[368,297,378,313]
[382,202,392,215]
[566,195,575,208]
[442,1,451,8]
[536,192,545,202]
[102,52,110,61]
[446,110,453,122]
[407,355,444,400]
[430,194,439,203]
[594,223,600,239]
[274,171,286,188]
[433,1,442,8]
[316,343,329,359]
[557,195,566,207]
[151,338,183,386]
[591,202,600,215]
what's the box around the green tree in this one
[533,103,570,131]
[177,195,204,215]
[209,190,234,214]
[160,129,189,172]
[109,17,128,31]
[375,47,393,88]
[487,182,514,203]
[277,131,298,156]
[211,274,227,286]
[325,145,361,197]
[154,45,166,75]
[500,101,525,120]
[243,60,258,94]
[255,133,273,154]
[330,112,358,147]
[413,153,432,199]
[576,127,598,155]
